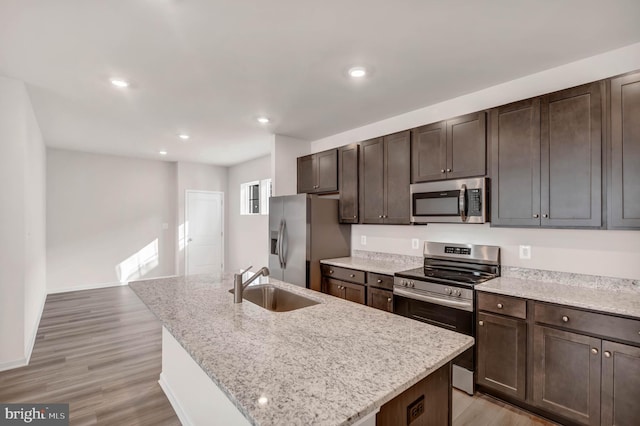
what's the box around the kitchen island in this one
[129,274,474,426]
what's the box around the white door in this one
[185,191,224,275]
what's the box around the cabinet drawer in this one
[321,264,366,284]
[477,292,527,319]
[367,272,394,290]
[534,302,640,346]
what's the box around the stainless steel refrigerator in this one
[269,194,351,291]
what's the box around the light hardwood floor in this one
[1,286,557,425]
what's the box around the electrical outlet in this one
[411,238,420,250]
[360,235,367,245]
[519,245,532,260]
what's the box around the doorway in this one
[185,190,224,275]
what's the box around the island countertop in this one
[129,274,474,426]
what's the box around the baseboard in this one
[158,372,192,426]
[47,280,124,294]
[0,357,28,373]
[25,291,47,364]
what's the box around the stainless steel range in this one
[394,242,500,395]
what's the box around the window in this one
[240,179,271,215]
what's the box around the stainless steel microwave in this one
[410,177,488,224]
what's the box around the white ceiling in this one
[1,1,639,166]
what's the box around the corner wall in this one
[309,42,640,280]
[0,75,47,370]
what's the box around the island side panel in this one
[160,327,251,426]
[376,362,452,426]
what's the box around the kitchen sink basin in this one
[229,284,319,312]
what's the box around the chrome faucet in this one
[234,266,270,303]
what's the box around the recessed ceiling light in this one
[110,79,129,88]
[159,150,168,156]
[178,134,190,140]
[257,117,270,124]
[348,67,367,78]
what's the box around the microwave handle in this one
[459,184,467,222]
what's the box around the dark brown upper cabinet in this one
[338,144,359,223]
[491,82,603,228]
[296,149,338,194]
[609,71,640,229]
[360,131,411,224]
[411,111,486,183]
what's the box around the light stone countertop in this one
[129,274,473,426]
[477,276,640,319]
[320,256,421,276]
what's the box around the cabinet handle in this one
[378,215,383,218]
[353,216,356,219]
[349,274,355,278]
[562,315,569,322]
[604,351,612,358]
[387,298,392,302]
[497,303,503,309]
[591,348,599,355]
[329,270,334,274]
[377,279,382,283]
[478,320,484,326]
[440,169,445,173]
[446,168,452,172]
[543,214,548,218]
[533,214,539,218]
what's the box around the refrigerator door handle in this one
[281,220,287,269]
[278,219,284,268]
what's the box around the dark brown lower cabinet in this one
[377,362,451,426]
[322,277,365,305]
[476,312,526,400]
[367,287,393,313]
[601,341,640,426]
[532,325,601,426]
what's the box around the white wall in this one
[0,75,46,370]
[308,42,640,280]
[46,149,177,292]
[226,155,271,273]
[271,134,309,196]
[176,162,227,275]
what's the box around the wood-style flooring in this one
[1,286,557,425]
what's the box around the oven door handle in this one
[393,288,473,312]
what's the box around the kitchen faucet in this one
[234,266,270,303]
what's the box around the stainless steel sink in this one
[229,284,319,312]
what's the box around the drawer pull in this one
[497,303,503,309]
[350,274,355,278]
[377,279,382,283]
[604,351,612,358]
[329,270,334,274]
[387,298,392,302]
[562,315,569,323]
[478,320,484,326]
[591,348,599,355]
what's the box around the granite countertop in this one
[129,274,473,426]
[320,255,421,276]
[477,276,640,319]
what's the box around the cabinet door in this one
[322,277,345,299]
[384,131,411,224]
[315,149,338,193]
[601,341,640,426]
[477,312,527,400]
[609,72,640,229]
[541,82,602,227]
[338,144,359,223]
[360,138,385,224]
[297,154,316,193]
[532,325,601,425]
[367,287,393,312]
[490,98,542,227]
[342,281,366,305]
[411,122,446,182]
[446,112,487,179]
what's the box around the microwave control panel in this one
[467,189,482,216]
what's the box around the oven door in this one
[393,294,474,371]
